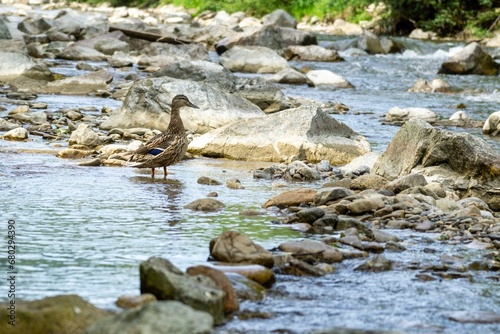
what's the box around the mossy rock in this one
[0,294,110,334]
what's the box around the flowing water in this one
[0,35,499,334]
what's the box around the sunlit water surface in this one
[0,35,499,334]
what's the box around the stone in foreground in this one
[189,105,370,164]
[139,257,224,324]
[83,301,213,334]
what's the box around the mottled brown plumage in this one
[128,94,198,178]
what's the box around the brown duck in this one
[128,94,199,178]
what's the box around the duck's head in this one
[172,94,199,110]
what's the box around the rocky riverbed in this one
[0,1,499,334]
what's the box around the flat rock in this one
[262,188,316,208]
[184,198,226,211]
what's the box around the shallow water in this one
[1,32,500,334]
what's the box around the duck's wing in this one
[130,131,177,156]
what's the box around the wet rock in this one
[438,42,499,76]
[355,254,393,272]
[284,45,343,62]
[197,176,222,185]
[278,239,343,263]
[1,127,28,141]
[306,70,354,89]
[83,301,214,334]
[284,160,321,181]
[262,188,316,208]
[189,105,370,164]
[219,46,289,74]
[262,9,297,28]
[385,106,438,124]
[483,111,500,136]
[209,231,275,268]
[115,293,157,309]
[100,76,264,134]
[0,294,109,334]
[373,118,500,210]
[268,67,307,85]
[207,263,275,288]
[69,123,105,147]
[350,174,388,191]
[415,220,436,231]
[139,257,224,324]
[184,198,226,211]
[314,187,355,206]
[187,265,239,313]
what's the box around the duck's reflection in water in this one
[129,176,185,226]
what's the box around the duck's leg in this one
[151,168,155,178]
[163,166,168,179]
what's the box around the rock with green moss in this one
[0,294,109,334]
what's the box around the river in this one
[0,33,499,334]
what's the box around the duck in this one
[127,94,199,179]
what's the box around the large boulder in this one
[139,257,225,324]
[52,9,109,40]
[0,17,12,39]
[0,295,109,334]
[83,301,213,334]
[215,24,316,54]
[219,46,289,73]
[69,124,106,147]
[188,105,370,164]
[372,118,500,210]
[99,77,264,133]
[438,42,499,75]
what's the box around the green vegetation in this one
[70,0,499,38]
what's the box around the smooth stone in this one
[83,301,214,334]
[115,293,157,309]
[78,158,102,167]
[210,230,275,268]
[139,257,224,325]
[1,127,28,140]
[207,263,275,288]
[56,148,95,159]
[354,254,393,272]
[197,176,222,185]
[447,310,500,323]
[262,188,316,208]
[314,187,355,206]
[278,239,343,263]
[184,198,226,211]
[186,265,239,313]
